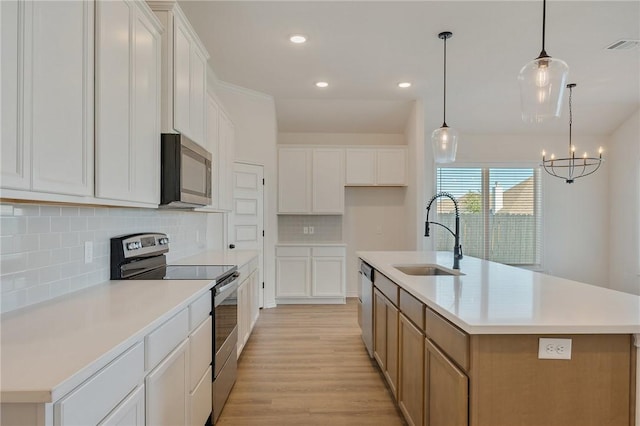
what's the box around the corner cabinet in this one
[95,0,162,205]
[148,1,209,147]
[277,147,344,214]
[1,0,94,196]
[276,245,346,304]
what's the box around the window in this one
[434,167,542,266]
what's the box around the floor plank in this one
[216,299,406,425]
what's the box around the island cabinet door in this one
[374,288,399,398]
[424,338,468,426]
[398,313,425,426]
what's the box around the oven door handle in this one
[215,280,238,295]
[215,271,240,293]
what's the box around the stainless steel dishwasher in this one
[358,260,374,358]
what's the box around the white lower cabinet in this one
[98,385,145,426]
[55,342,144,426]
[145,339,189,426]
[276,245,345,304]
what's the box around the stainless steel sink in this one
[393,264,463,276]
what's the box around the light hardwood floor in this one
[216,299,406,425]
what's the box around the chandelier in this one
[541,84,603,183]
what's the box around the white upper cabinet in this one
[278,147,344,214]
[1,0,94,196]
[95,0,162,205]
[345,147,408,186]
[149,1,209,148]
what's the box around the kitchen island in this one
[358,251,640,426]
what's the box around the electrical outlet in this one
[84,241,93,264]
[303,227,308,234]
[538,338,572,360]
[309,226,314,234]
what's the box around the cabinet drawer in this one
[146,309,189,370]
[190,366,212,426]
[276,246,310,257]
[311,246,345,257]
[189,316,212,391]
[55,342,144,426]
[189,292,211,332]
[238,262,250,282]
[374,273,398,306]
[400,289,424,329]
[425,307,469,371]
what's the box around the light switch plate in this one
[538,338,572,360]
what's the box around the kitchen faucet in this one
[425,192,463,269]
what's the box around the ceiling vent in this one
[605,39,640,50]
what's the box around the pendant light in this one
[518,0,569,123]
[541,84,603,183]
[432,31,458,164]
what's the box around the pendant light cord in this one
[442,35,447,127]
[539,0,549,58]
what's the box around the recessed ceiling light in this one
[289,34,307,44]
[398,82,412,88]
[315,81,329,88]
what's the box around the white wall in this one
[608,109,640,295]
[443,132,610,287]
[212,81,279,308]
[406,100,426,250]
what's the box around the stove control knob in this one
[126,242,139,250]
[159,238,169,245]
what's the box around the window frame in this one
[433,162,544,270]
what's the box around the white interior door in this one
[229,162,264,307]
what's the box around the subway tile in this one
[15,234,39,252]
[60,262,79,279]
[0,217,27,236]
[0,236,15,255]
[28,250,51,269]
[0,253,27,274]
[51,217,70,232]
[40,206,61,217]
[50,248,70,264]
[87,216,102,230]
[79,207,95,216]
[69,217,87,232]
[61,207,79,216]
[68,275,89,291]
[13,205,40,216]
[68,246,84,262]
[13,269,39,290]
[61,232,79,248]
[27,283,50,305]
[40,233,61,250]
[1,289,27,312]
[39,265,61,284]
[27,217,50,234]
[1,274,15,292]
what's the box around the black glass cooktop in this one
[131,264,236,281]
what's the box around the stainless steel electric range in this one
[110,232,239,425]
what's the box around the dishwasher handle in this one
[360,261,373,281]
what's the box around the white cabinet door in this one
[0,0,28,190]
[377,148,407,186]
[276,257,310,298]
[17,0,94,196]
[172,18,191,138]
[145,339,189,426]
[2,0,93,194]
[312,148,344,214]
[206,94,220,209]
[218,111,235,211]
[189,47,206,145]
[345,149,376,186]
[278,148,311,213]
[311,257,345,297]
[99,385,145,426]
[95,0,161,205]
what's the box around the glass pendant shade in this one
[518,56,569,123]
[432,125,458,163]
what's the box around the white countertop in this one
[358,251,640,335]
[0,249,258,404]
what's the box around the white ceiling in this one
[179,1,640,136]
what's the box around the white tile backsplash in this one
[0,202,211,313]
[278,215,343,242]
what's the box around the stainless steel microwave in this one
[160,133,212,208]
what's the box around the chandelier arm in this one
[572,160,603,180]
